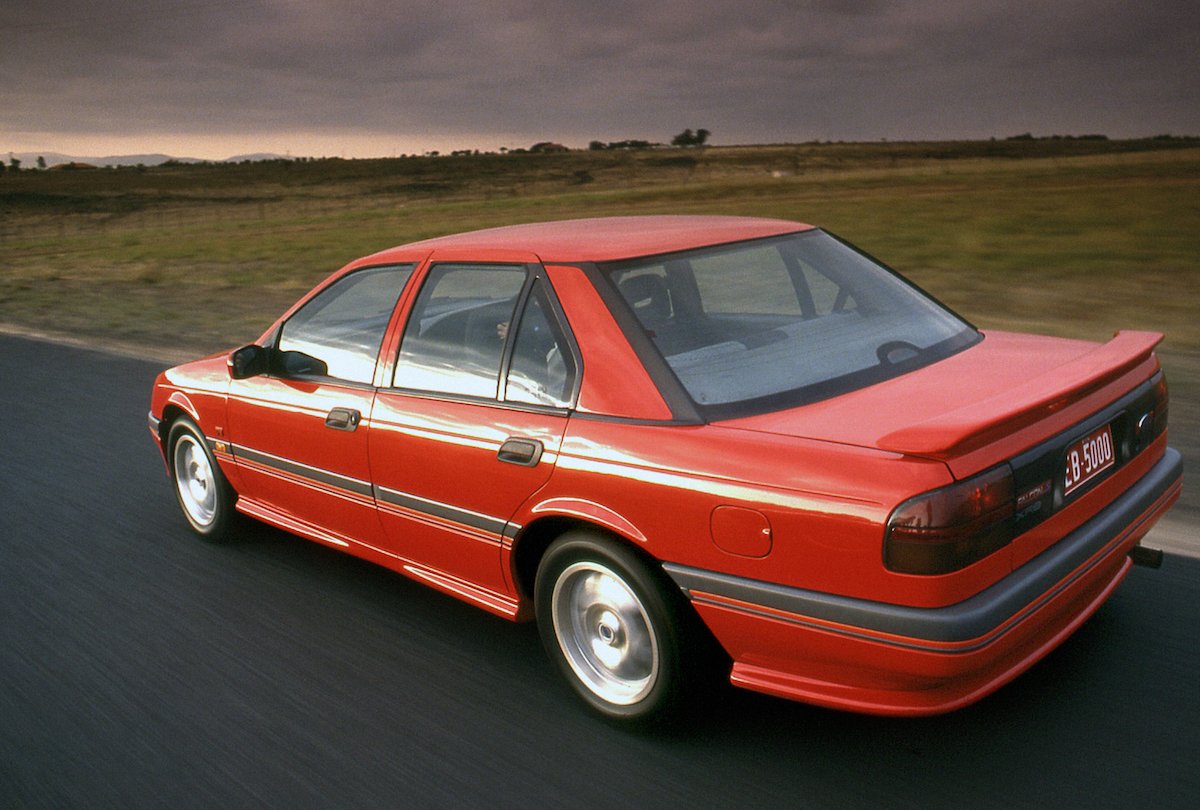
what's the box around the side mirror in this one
[228,344,268,379]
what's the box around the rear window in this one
[603,230,979,418]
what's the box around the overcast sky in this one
[3,0,1198,159]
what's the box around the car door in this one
[369,261,579,612]
[226,263,416,548]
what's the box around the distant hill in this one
[223,153,290,163]
[8,152,288,168]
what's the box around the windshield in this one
[603,230,979,418]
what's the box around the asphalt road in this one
[2,334,1198,809]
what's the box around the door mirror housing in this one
[228,344,269,379]
[277,350,329,378]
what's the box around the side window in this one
[394,264,527,398]
[504,281,577,408]
[277,264,414,384]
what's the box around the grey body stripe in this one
[232,443,515,536]
[233,444,374,498]
[665,448,1181,649]
[373,485,510,536]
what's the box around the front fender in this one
[163,390,203,424]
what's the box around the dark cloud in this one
[3,0,1197,154]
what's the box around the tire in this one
[535,531,693,723]
[168,418,236,542]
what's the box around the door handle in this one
[498,438,543,467]
[325,407,361,432]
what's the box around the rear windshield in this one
[602,230,979,419]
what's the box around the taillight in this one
[1133,374,1169,454]
[884,465,1016,575]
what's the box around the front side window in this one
[277,264,415,384]
[604,230,978,417]
[394,264,528,398]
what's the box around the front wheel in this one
[535,531,691,722]
[168,418,236,542]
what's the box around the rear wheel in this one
[535,531,692,722]
[168,418,236,542]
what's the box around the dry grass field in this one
[3,139,1197,520]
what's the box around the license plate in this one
[1063,423,1116,497]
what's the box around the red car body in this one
[148,216,1182,719]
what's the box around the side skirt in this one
[234,496,523,620]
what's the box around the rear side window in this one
[504,281,577,408]
[277,264,415,384]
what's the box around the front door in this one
[226,263,416,548]
[227,376,380,548]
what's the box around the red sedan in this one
[148,216,1181,720]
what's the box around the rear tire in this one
[535,531,693,723]
[168,418,236,542]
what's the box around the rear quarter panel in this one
[519,417,1004,607]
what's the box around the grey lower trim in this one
[147,412,162,434]
[232,441,515,536]
[233,444,374,498]
[374,484,509,537]
[665,447,1182,647]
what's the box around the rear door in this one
[369,261,580,612]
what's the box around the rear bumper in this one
[664,447,1183,715]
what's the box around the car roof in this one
[365,215,815,264]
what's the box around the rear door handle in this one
[325,407,361,432]
[498,438,543,467]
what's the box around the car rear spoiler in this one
[877,330,1164,458]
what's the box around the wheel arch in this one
[509,511,726,675]
[158,395,242,492]
[158,392,202,440]
[156,399,199,461]
[519,511,733,720]
[510,514,660,609]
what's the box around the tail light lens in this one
[885,465,1015,575]
[1133,374,1169,453]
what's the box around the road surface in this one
[2,335,1197,808]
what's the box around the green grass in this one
[3,140,1197,355]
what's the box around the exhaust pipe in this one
[1129,545,1164,569]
